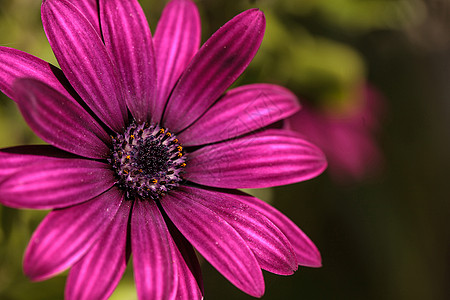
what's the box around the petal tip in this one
[311,250,323,268]
[251,8,265,24]
[240,8,265,30]
[306,259,323,269]
[300,247,323,268]
[253,286,265,298]
[23,259,47,282]
[318,152,329,175]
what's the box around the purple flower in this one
[286,84,384,183]
[0,0,327,299]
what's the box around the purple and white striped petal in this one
[161,188,265,297]
[186,129,327,189]
[0,154,115,210]
[65,200,132,300]
[179,84,300,146]
[14,79,111,159]
[0,47,72,103]
[131,200,178,300]
[179,186,297,275]
[230,191,322,267]
[24,187,124,281]
[42,0,128,132]
[153,0,201,123]
[163,9,265,132]
[100,0,157,123]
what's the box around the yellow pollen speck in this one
[123,169,129,174]
[130,135,135,139]
[173,139,178,143]
[139,169,143,173]
[126,155,131,160]
[181,163,186,167]
[166,132,172,137]
[152,179,158,184]
[159,128,165,134]
[177,152,182,157]
[177,146,183,151]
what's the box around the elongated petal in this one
[171,237,203,300]
[166,218,204,296]
[42,0,128,132]
[163,9,265,132]
[179,84,300,146]
[180,186,297,275]
[230,191,322,267]
[68,0,100,34]
[0,47,72,102]
[14,79,111,159]
[24,188,124,281]
[0,145,73,177]
[161,188,265,297]
[0,155,115,210]
[131,200,178,300]
[186,129,327,189]
[153,0,201,123]
[66,200,132,300]
[100,0,156,123]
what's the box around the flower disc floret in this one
[109,122,186,200]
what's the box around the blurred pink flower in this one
[286,85,385,183]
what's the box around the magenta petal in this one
[14,79,111,159]
[161,188,265,297]
[172,238,203,300]
[163,9,266,132]
[186,129,328,189]
[180,186,297,275]
[131,200,178,300]
[0,153,115,210]
[166,219,204,296]
[231,191,322,267]
[42,0,128,132]
[179,84,301,146]
[153,0,201,123]
[23,188,124,281]
[100,0,157,123]
[68,0,100,34]
[0,47,72,103]
[0,145,72,178]
[65,200,131,300]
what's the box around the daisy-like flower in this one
[286,85,384,183]
[0,0,327,299]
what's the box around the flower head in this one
[0,0,327,299]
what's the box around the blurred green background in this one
[1,0,449,299]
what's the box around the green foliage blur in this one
[1,0,449,299]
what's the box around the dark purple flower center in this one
[108,122,186,200]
